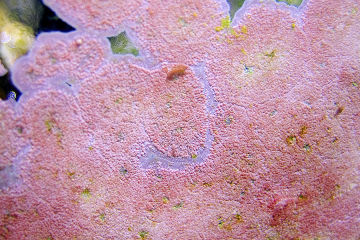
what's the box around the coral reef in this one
[0,0,359,239]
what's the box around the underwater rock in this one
[0,0,359,239]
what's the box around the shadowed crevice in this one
[0,74,21,101]
[37,1,75,34]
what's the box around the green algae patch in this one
[286,135,296,145]
[215,16,231,32]
[44,119,54,132]
[114,97,123,104]
[243,64,254,75]
[99,213,105,222]
[265,50,276,59]
[16,126,23,134]
[217,217,225,228]
[276,0,303,7]
[303,144,312,153]
[217,215,241,231]
[162,196,169,204]
[138,230,149,239]
[173,202,183,209]
[119,166,128,175]
[227,0,246,20]
[81,188,91,198]
[221,16,231,29]
[44,118,64,147]
[298,193,308,201]
[108,32,139,56]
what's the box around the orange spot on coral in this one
[166,65,188,80]
[299,126,308,137]
[334,106,344,117]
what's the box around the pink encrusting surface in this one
[0,0,359,239]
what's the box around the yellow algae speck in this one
[241,25,247,34]
[265,50,276,58]
[178,17,186,27]
[215,26,223,32]
[286,135,296,145]
[99,213,105,222]
[173,202,183,209]
[226,38,233,44]
[215,16,231,32]
[351,7,358,15]
[81,188,91,198]
[162,196,169,204]
[303,144,312,153]
[299,126,308,136]
[221,16,230,28]
[44,120,53,132]
[230,28,240,38]
[234,213,243,223]
[115,97,123,104]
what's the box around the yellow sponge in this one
[0,2,34,68]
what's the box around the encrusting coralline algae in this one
[0,0,359,239]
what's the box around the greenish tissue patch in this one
[226,0,246,20]
[107,32,139,56]
[276,0,303,7]
[138,231,149,239]
[81,188,91,198]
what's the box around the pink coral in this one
[1,0,360,239]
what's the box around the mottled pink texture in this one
[43,0,143,34]
[1,0,360,239]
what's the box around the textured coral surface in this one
[1,0,360,239]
